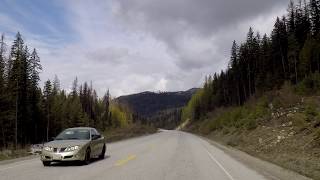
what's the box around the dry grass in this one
[103,124,157,143]
[0,148,30,161]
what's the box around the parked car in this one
[40,127,106,166]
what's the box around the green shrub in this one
[305,104,318,121]
[314,129,320,140]
[295,73,320,95]
[245,118,258,130]
[291,113,308,130]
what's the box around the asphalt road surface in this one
[0,130,310,180]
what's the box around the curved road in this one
[0,131,310,180]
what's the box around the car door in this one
[94,129,104,152]
[90,129,100,156]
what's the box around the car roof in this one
[66,127,95,130]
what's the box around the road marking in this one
[204,148,235,180]
[115,154,136,167]
[0,159,37,172]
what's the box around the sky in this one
[0,0,290,97]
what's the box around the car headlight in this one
[65,145,80,152]
[43,146,53,152]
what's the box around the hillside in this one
[116,88,198,117]
[184,84,320,179]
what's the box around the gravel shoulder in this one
[198,134,312,180]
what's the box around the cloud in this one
[0,0,290,97]
[85,47,129,63]
[112,0,288,71]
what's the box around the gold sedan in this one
[41,127,106,166]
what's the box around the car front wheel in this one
[99,144,106,159]
[83,148,91,165]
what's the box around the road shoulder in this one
[197,134,312,180]
[0,155,38,166]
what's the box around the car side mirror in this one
[91,134,101,140]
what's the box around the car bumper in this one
[41,149,85,162]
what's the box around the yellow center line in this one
[115,155,137,167]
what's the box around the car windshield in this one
[55,129,90,140]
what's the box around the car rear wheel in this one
[42,161,51,166]
[83,148,91,165]
[99,144,106,159]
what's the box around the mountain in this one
[115,88,198,118]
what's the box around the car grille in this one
[52,147,67,153]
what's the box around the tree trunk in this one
[1,125,5,149]
[295,56,298,84]
[279,39,287,79]
[46,105,49,142]
[248,64,252,96]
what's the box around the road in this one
[0,130,309,180]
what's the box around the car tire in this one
[42,161,51,166]
[83,148,91,165]
[99,144,106,159]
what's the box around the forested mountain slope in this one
[116,88,197,117]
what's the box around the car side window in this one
[94,129,101,136]
[91,129,96,136]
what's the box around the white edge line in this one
[204,147,236,180]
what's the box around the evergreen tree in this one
[0,34,9,148]
[310,0,320,35]
[28,48,42,143]
[52,75,60,95]
[288,34,300,83]
[7,32,32,146]
[43,80,53,141]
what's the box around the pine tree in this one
[28,48,42,143]
[103,90,111,128]
[310,0,320,35]
[52,75,60,95]
[29,49,42,87]
[43,80,52,142]
[288,0,296,34]
[7,32,33,146]
[288,34,300,83]
[71,77,78,98]
[0,34,8,148]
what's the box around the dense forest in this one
[182,0,320,121]
[0,33,132,149]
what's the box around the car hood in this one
[44,140,89,148]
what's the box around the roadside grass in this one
[0,148,30,161]
[103,124,157,143]
[198,96,269,135]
